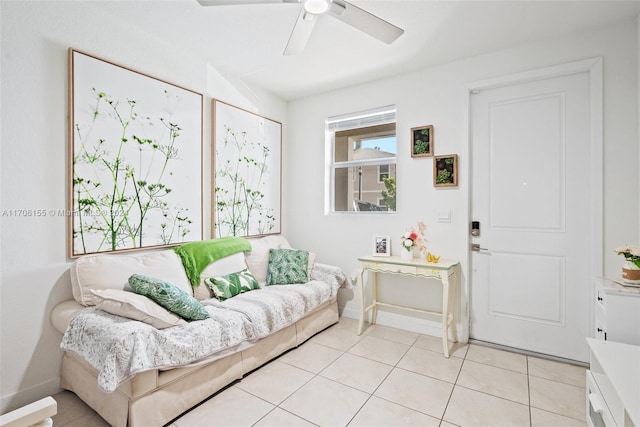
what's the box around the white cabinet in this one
[593,278,640,345]
[586,338,639,427]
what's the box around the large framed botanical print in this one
[212,99,281,238]
[69,49,203,257]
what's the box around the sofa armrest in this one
[51,300,86,334]
[311,263,348,289]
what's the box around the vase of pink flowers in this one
[400,221,427,259]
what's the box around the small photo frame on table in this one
[373,236,391,256]
[434,154,458,187]
[411,125,433,158]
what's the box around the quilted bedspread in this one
[60,263,345,393]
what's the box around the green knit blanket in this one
[173,237,252,286]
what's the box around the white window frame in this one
[325,105,396,214]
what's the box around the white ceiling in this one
[89,0,640,100]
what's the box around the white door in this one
[470,71,593,362]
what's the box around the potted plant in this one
[615,245,640,283]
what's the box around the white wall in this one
[285,20,639,334]
[1,0,638,414]
[0,1,286,413]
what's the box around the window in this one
[326,106,396,213]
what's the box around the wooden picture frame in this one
[434,154,458,187]
[373,235,391,256]
[411,125,433,158]
[212,99,282,238]
[68,49,204,257]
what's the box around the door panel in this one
[471,72,590,362]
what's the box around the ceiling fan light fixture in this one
[303,0,329,15]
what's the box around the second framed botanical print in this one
[434,154,458,187]
[212,99,282,238]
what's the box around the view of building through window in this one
[328,106,397,213]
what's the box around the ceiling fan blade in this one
[197,0,299,6]
[283,8,318,56]
[327,0,404,44]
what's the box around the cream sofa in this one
[51,236,343,427]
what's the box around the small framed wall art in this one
[411,125,433,158]
[373,236,391,256]
[434,154,458,187]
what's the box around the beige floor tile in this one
[320,352,393,393]
[348,396,441,427]
[531,407,587,426]
[174,387,274,426]
[413,334,468,358]
[310,324,364,351]
[336,316,364,332]
[279,376,369,426]
[443,386,530,427]
[348,335,410,365]
[235,360,314,405]
[465,344,528,373]
[528,356,587,388]
[373,368,454,419]
[529,376,586,421]
[396,346,463,383]
[278,341,343,373]
[457,359,529,404]
[254,407,316,426]
[366,324,420,346]
[62,413,110,427]
[51,391,96,425]
[439,422,460,427]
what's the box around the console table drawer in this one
[361,262,416,275]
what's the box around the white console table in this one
[357,256,460,358]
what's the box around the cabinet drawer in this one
[595,287,607,312]
[594,306,606,340]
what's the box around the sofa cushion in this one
[246,236,316,284]
[245,236,292,283]
[91,289,188,329]
[266,248,309,285]
[206,269,260,301]
[70,250,192,306]
[129,274,209,321]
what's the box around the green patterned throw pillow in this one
[266,248,309,286]
[206,269,260,301]
[128,274,209,321]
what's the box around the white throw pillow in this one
[71,250,192,306]
[90,289,188,329]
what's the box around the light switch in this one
[437,210,451,223]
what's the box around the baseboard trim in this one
[341,307,463,341]
[0,377,62,414]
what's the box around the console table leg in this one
[442,275,451,358]
[371,271,378,325]
[358,268,365,335]
[449,271,458,343]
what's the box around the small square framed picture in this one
[373,236,391,256]
[411,125,433,158]
[434,154,458,187]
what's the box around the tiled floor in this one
[52,317,588,426]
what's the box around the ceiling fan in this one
[196,0,404,55]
